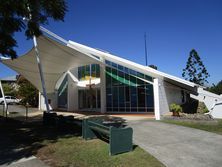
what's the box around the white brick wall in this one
[154,78,185,120]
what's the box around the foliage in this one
[182,49,210,86]
[208,80,222,95]
[0,83,17,97]
[169,103,182,113]
[203,106,209,113]
[17,76,38,107]
[149,64,158,70]
[0,0,67,59]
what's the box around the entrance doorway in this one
[78,88,100,111]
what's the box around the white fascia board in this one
[67,70,79,83]
[68,40,197,88]
[67,42,103,64]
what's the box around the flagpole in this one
[144,33,148,66]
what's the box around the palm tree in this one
[0,0,67,59]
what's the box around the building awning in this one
[1,35,101,93]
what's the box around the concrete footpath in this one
[128,120,222,167]
[0,156,48,167]
[0,134,48,167]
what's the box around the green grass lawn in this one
[162,119,222,135]
[0,116,164,167]
[37,137,164,167]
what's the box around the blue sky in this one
[0,0,222,85]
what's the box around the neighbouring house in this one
[0,28,221,119]
[1,75,18,88]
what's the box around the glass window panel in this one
[105,60,112,66]
[125,102,131,112]
[112,68,118,86]
[81,66,85,80]
[112,62,118,68]
[119,107,125,112]
[124,67,129,73]
[137,72,144,79]
[92,72,96,78]
[106,67,112,87]
[137,77,144,85]
[129,69,137,75]
[119,86,125,108]
[138,86,145,107]
[138,107,146,112]
[131,107,137,112]
[112,107,118,112]
[146,95,154,108]
[118,70,124,86]
[145,75,153,81]
[130,87,137,108]
[125,86,130,102]
[130,75,137,86]
[106,88,112,107]
[146,85,154,108]
[96,64,100,78]
[107,107,112,112]
[124,73,130,85]
[86,65,90,72]
[92,64,96,71]
[113,87,119,109]
[118,64,124,71]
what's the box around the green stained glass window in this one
[105,60,154,113]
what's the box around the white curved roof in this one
[1,35,100,93]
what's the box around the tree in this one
[208,80,222,95]
[17,76,39,107]
[0,83,17,97]
[182,49,210,85]
[149,64,158,70]
[0,0,67,59]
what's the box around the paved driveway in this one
[128,120,222,167]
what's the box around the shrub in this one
[203,106,209,113]
[169,103,182,114]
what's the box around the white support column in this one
[153,78,160,120]
[27,5,50,113]
[100,58,106,113]
[0,80,7,115]
[38,91,41,110]
[33,36,50,112]
[67,69,78,111]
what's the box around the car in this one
[0,96,21,105]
